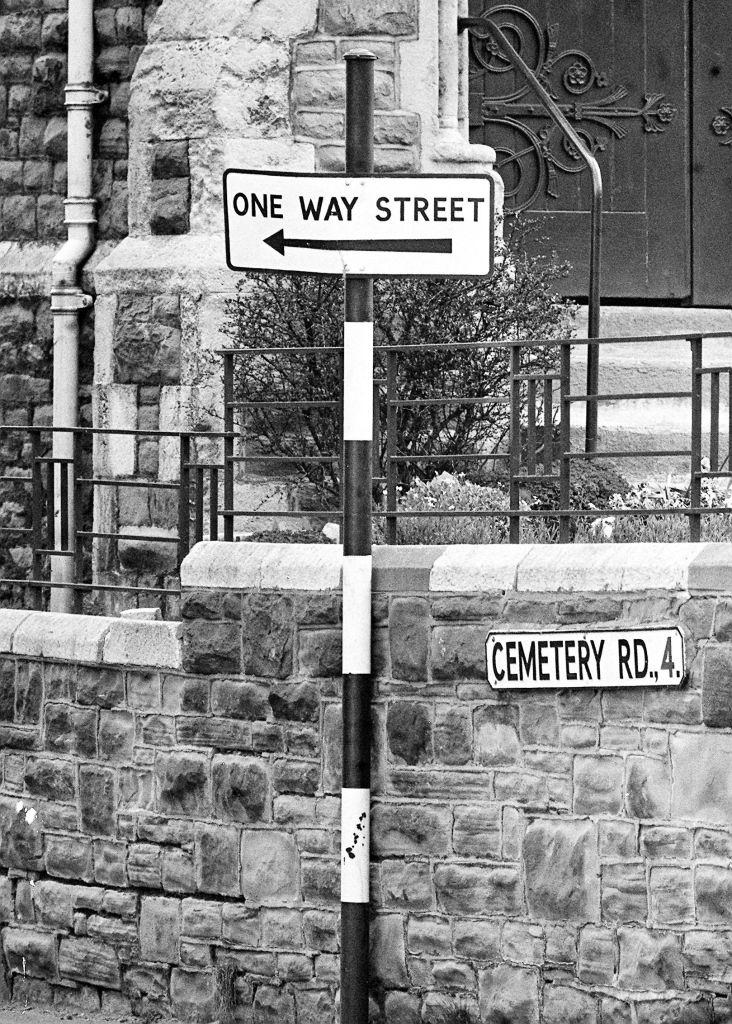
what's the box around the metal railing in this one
[458,13,604,452]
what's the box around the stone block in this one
[222,903,260,947]
[270,681,319,722]
[386,701,431,765]
[103,619,182,670]
[453,803,501,857]
[45,835,92,881]
[273,758,318,796]
[156,751,209,817]
[617,928,683,991]
[297,628,341,678]
[601,863,648,923]
[14,612,114,662]
[76,666,124,708]
[370,913,408,987]
[670,733,732,823]
[474,705,520,766]
[432,705,472,765]
[240,830,299,905]
[479,963,539,1024]
[98,709,134,762]
[163,848,196,894]
[625,756,671,819]
[45,703,97,758]
[176,716,251,750]
[372,803,450,857]
[170,969,217,1024]
[702,644,732,726]
[152,140,189,180]
[695,865,732,924]
[94,840,127,887]
[150,178,189,235]
[388,598,429,681]
[434,864,523,916]
[213,755,270,823]
[211,679,268,720]
[523,819,599,921]
[195,823,240,896]
[25,756,75,802]
[128,843,162,888]
[543,985,596,1024]
[650,867,694,925]
[319,0,417,33]
[58,936,121,989]
[635,999,712,1024]
[241,593,294,678]
[253,985,295,1024]
[80,765,116,836]
[599,820,637,858]
[4,927,57,981]
[182,620,241,675]
[140,896,180,963]
[684,930,732,983]
[379,860,431,910]
[14,663,41,724]
[574,755,624,814]
[578,925,615,984]
[431,625,489,680]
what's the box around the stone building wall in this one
[0,541,730,1023]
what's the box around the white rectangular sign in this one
[486,627,685,690]
[223,169,495,277]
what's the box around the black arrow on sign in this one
[263,228,452,256]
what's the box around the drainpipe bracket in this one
[51,288,94,314]
[65,84,108,107]
[64,197,97,225]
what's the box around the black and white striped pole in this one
[340,49,376,1024]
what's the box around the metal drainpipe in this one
[49,0,105,612]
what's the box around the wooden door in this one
[693,0,732,306]
[468,1,691,301]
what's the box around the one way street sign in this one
[223,169,495,277]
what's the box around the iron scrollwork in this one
[711,108,732,145]
[469,5,679,211]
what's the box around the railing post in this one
[223,351,235,542]
[72,430,84,613]
[509,345,521,544]
[710,370,720,472]
[527,376,537,475]
[210,467,219,541]
[543,376,553,476]
[559,342,572,543]
[386,349,397,545]
[178,433,191,565]
[195,466,205,544]
[30,429,44,611]
[690,336,703,542]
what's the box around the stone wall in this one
[0,541,730,1023]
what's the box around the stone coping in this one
[181,540,731,594]
[0,611,182,669]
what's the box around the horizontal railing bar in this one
[567,391,692,403]
[230,400,340,409]
[77,531,180,543]
[697,471,732,479]
[697,366,732,375]
[0,426,235,439]
[514,373,561,381]
[183,463,224,470]
[389,452,510,462]
[35,548,73,557]
[0,475,31,483]
[387,397,509,407]
[228,455,338,463]
[517,474,561,482]
[0,527,33,535]
[0,577,182,596]
[220,509,342,519]
[219,345,344,356]
[371,506,732,519]
[568,449,691,459]
[36,457,73,464]
[79,478,179,490]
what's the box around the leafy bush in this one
[222,224,576,506]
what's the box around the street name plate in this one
[486,626,685,690]
[223,169,495,277]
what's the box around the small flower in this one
[566,61,590,87]
[712,113,731,136]
[656,102,677,124]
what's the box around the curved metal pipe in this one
[459,14,603,451]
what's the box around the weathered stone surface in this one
[222,903,260,946]
[152,140,189,180]
[80,765,116,836]
[670,733,732,823]
[253,984,295,1024]
[241,593,293,678]
[15,663,41,723]
[370,913,408,987]
[684,930,732,983]
[98,709,134,762]
[434,864,523,916]
[76,666,125,708]
[601,863,648,923]
[634,999,712,1024]
[523,819,599,921]
[213,755,269,822]
[319,0,417,35]
[618,928,683,991]
[269,681,318,722]
[170,969,217,1023]
[453,803,501,857]
[433,705,472,765]
[25,756,74,802]
[574,755,623,814]
[386,701,431,764]
[182,621,241,675]
[58,936,121,990]
[4,927,57,981]
[479,963,539,1024]
[45,835,92,881]
[388,598,428,681]
[578,926,615,985]
[211,679,268,720]
[702,644,732,726]
[695,865,732,924]
[140,896,180,963]
[650,867,694,925]
[240,830,299,904]
[625,756,671,819]
[156,752,209,817]
[45,702,97,757]
[380,860,431,910]
[431,626,486,680]
[372,803,450,857]
[641,826,691,860]
[195,823,240,896]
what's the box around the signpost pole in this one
[340,49,376,1024]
